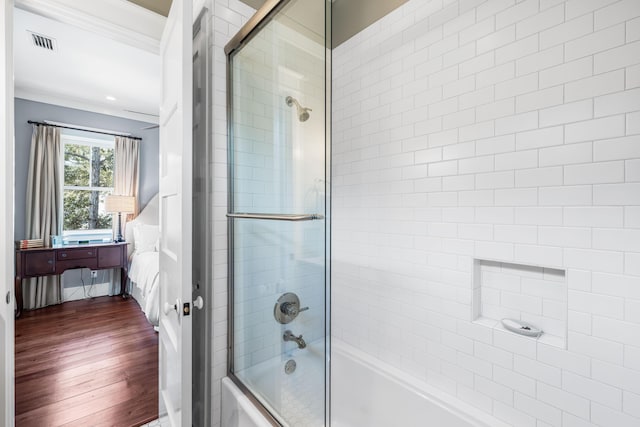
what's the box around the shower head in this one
[285,96,311,122]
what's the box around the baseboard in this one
[63,282,112,302]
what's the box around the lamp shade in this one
[105,195,136,214]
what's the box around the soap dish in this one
[501,318,543,338]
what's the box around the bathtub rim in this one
[226,373,282,426]
[331,338,511,427]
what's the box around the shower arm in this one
[286,96,307,109]
[285,96,312,113]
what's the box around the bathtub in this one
[331,340,509,427]
[225,340,326,427]
[222,376,274,427]
[222,339,508,427]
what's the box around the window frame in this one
[60,132,115,241]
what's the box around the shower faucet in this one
[280,301,308,318]
[274,292,308,324]
[283,330,307,349]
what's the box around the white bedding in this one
[126,194,160,326]
[129,251,160,325]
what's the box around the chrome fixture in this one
[274,292,309,324]
[285,96,311,122]
[227,212,324,221]
[284,359,297,374]
[283,330,306,349]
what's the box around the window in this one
[62,132,114,241]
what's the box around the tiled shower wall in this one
[332,0,640,426]
[205,0,255,425]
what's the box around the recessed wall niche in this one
[472,259,567,349]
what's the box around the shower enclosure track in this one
[227,213,324,221]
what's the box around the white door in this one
[158,0,193,425]
[0,1,14,426]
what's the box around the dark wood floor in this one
[15,296,158,427]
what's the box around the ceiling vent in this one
[29,32,57,52]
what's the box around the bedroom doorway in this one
[8,1,172,427]
[4,1,210,425]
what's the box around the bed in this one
[125,194,160,326]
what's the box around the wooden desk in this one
[15,242,129,317]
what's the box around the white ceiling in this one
[13,3,163,123]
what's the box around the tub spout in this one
[283,330,306,349]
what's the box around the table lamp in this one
[105,195,135,242]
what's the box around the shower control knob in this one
[274,292,308,324]
[281,302,308,317]
[281,302,295,316]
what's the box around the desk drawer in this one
[98,246,123,268]
[24,251,55,276]
[56,259,98,272]
[57,248,96,261]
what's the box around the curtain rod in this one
[27,120,143,141]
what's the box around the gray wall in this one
[331,0,408,47]
[239,0,409,47]
[14,98,159,241]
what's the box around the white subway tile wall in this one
[208,1,256,425]
[332,1,640,426]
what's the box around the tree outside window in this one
[62,137,114,233]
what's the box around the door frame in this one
[0,0,15,425]
[4,2,162,425]
[191,7,212,426]
[6,2,204,424]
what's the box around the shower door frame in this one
[224,0,332,425]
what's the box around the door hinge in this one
[183,302,191,316]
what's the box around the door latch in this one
[5,291,10,304]
[183,302,191,316]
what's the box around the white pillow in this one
[133,224,160,253]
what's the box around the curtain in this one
[24,125,62,310]
[111,136,140,294]
[114,136,140,221]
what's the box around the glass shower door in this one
[226,0,330,425]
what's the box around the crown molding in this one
[15,0,165,53]
[15,87,159,124]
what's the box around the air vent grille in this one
[29,32,56,51]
